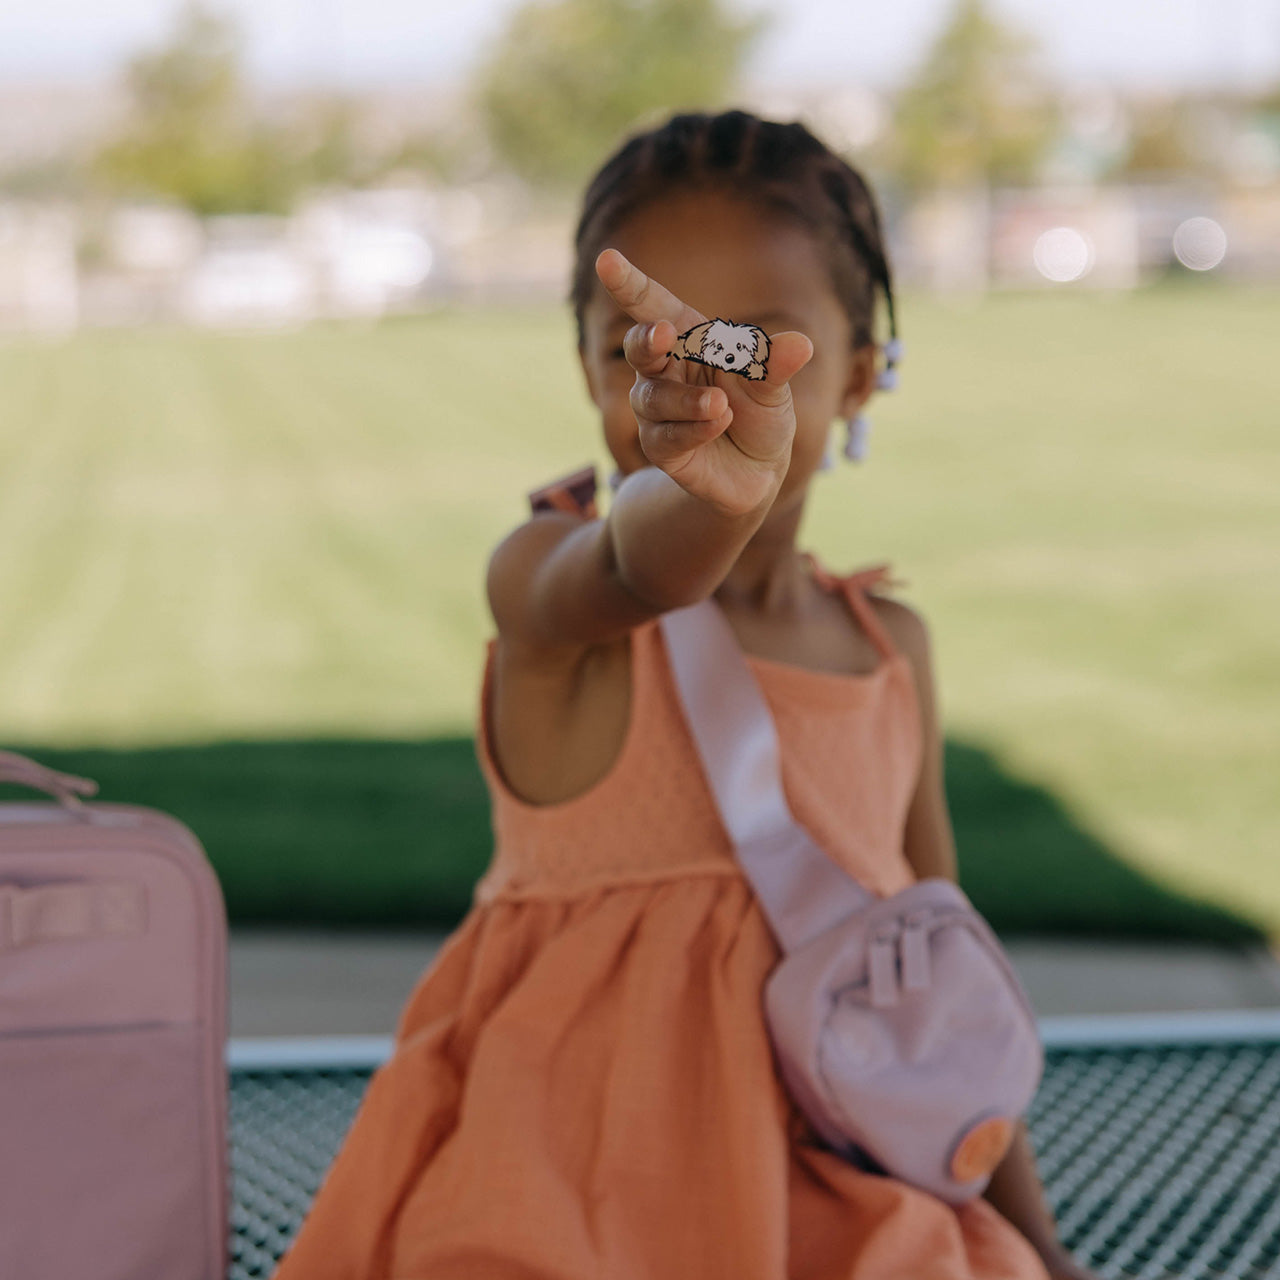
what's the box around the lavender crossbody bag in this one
[658,599,1044,1205]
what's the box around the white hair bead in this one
[844,414,871,461]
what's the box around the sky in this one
[1,0,1279,93]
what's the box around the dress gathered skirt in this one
[270,562,1053,1280]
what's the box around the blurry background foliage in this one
[888,0,1060,191]
[4,0,1277,208]
[93,6,289,214]
[21,0,1264,209]
[62,0,1078,210]
[87,3,464,212]
[473,0,768,189]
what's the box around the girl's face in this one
[578,186,877,517]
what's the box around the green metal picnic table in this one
[225,1013,1280,1279]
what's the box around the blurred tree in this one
[1109,97,1200,180]
[888,0,1059,192]
[473,0,768,189]
[386,109,493,187]
[91,3,386,214]
[92,3,302,214]
[294,95,364,188]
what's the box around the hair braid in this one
[841,161,898,347]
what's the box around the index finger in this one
[595,249,703,333]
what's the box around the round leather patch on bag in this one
[949,1115,1014,1183]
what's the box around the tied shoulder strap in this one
[801,553,908,596]
[801,553,863,592]
[802,553,908,662]
[659,598,878,955]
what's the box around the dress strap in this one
[801,552,906,661]
[527,464,599,519]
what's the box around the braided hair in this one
[570,110,897,358]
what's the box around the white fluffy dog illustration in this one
[669,318,770,381]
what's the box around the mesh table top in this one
[226,1020,1280,1280]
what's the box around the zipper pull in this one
[868,930,899,1008]
[900,913,933,993]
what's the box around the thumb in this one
[749,330,813,406]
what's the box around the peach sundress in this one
[271,557,1052,1280]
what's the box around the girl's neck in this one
[713,500,809,616]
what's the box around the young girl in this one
[273,110,1104,1280]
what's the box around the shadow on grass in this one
[3,737,1266,944]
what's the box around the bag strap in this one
[659,599,876,954]
[0,750,97,813]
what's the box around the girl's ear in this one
[838,344,878,419]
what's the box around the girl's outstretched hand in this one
[595,247,814,518]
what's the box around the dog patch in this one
[668,318,770,381]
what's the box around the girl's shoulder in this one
[807,554,932,663]
[808,553,935,696]
[859,588,939,733]
[867,593,930,662]
[863,585,931,677]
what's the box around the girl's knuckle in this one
[636,380,665,417]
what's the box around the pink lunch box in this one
[0,749,230,1279]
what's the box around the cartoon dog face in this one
[669,318,771,381]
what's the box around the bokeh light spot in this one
[1172,217,1227,271]
[1033,227,1094,283]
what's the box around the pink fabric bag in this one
[0,749,230,1279]
[659,598,1045,1205]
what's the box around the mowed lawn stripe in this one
[2,335,158,722]
[0,339,100,683]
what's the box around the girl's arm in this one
[487,465,776,658]
[488,251,813,655]
[885,599,1099,1280]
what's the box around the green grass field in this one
[2,280,1276,939]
